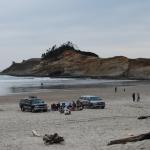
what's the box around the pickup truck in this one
[78,95,105,109]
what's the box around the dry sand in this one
[0,84,150,150]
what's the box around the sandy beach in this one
[0,83,150,150]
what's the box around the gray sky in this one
[0,0,150,70]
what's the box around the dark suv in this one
[19,96,48,112]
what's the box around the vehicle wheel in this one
[101,106,105,109]
[21,106,25,112]
[43,109,48,112]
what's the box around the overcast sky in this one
[0,0,150,70]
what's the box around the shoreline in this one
[0,80,150,103]
[0,79,150,97]
[0,80,142,97]
[0,74,143,96]
[2,73,150,80]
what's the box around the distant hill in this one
[2,42,150,79]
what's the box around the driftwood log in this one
[108,132,150,145]
[43,133,64,145]
[138,116,150,120]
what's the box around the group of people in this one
[51,103,60,111]
[51,100,83,112]
[114,86,141,102]
[132,92,140,102]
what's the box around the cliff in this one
[2,48,150,79]
[2,58,41,76]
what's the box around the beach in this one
[0,83,150,150]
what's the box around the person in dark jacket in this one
[115,87,117,93]
[137,93,140,102]
[132,93,135,102]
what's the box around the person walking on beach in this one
[132,93,135,102]
[137,92,140,102]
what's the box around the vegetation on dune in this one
[41,41,98,60]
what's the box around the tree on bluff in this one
[41,41,75,60]
[41,41,98,60]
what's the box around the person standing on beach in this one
[123,88,126,92]
[137,93,140,102]
[115,87,117,93]
[132,93,135,102]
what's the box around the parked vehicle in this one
[78,95,105,109]
[19,96,48,112]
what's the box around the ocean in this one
[0,75,140,96]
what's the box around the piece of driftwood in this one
[43,133,64,145]
[138,116,150,120]
[108,132,150,145]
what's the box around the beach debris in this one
[108,132,150,145]
[32,130,41,137]
[43,133,64,145]
[32,130,64,145]
[138,115,150,120]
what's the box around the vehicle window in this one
[31,99,44,104]
[90,97,101,101]
[81,97,90,100]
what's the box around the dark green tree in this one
[41,41,98,60]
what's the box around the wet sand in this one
[0,83,150,150]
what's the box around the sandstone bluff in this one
[2,42,150,79]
